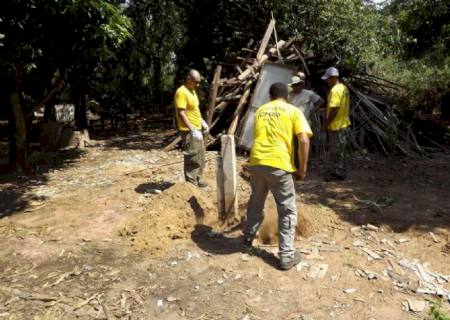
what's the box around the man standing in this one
[321,67,351,181]
[174,69,209,187]
[244,83,312,271]
[288,72,324,120]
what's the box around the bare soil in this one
[0,129,449,320]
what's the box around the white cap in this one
[288,72,306,86]
[321,67,339,80]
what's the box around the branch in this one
[27,78,64,119]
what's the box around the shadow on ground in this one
[297,152,450,233]
[135,182,174,194]
[191,224,280,269]
[89,116,177,152]
[0,149,86,218]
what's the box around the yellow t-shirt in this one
[249,99,313,172]
[327,83,351,131]
[174,85,202,131]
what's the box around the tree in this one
[0,0,130,170]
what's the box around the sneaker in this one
[279,251,302,271]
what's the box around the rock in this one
[241,253,251,261]
[307,264,328,278]
[167,296,180,302]
[366,224,379,232]
[350,226,362,233]
[343,288,357,294]
[362,248,382,260]
[352,240,364,247]
[404,299,427,312]
[429,232,440,243]
[296,262,310,272]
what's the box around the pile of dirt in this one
[257,198,340,244]
[118,182,217,254]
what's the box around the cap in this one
[321,67,339,80]
[288,72,306,86]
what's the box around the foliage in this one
[0,0,131,168]
[274,0,391,68]
[374,0,450,114]
[0,0,131,112]
[385,0,450,60]
[428,301,450,320]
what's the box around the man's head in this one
[288,72,306,93]
[269,82,288,100]
[185,69,202,90]
[321,67,339,87]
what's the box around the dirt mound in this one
[118,182,217,254]
[257,197,339,244]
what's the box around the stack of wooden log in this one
[166,19,423,156]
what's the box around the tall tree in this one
[0,0,130,170]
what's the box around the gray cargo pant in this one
[327,127,349,178]
[181,131,205,185]
[244,165,297,261]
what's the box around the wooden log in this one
[256,19,275,63]
[268,40,286,55]
[216,95,241,103]
[219,78,240,86]
[207,65,222,126]
[283,36,302,49]
[164,134,182,151]
[238,66,254,81]
[286,53,298,60]
[228,81,253,135]
[292,45,310,76]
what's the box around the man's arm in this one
[296,132,310,180]
[176,109,195,131]
[312,96,325,114]
[322,107,339,131]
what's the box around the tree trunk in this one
[9,57,28,171]
[74,89,88,130]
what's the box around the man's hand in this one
[191,129,203,141]
[201,119,209,134]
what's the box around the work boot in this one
[243,236,253,247]
[279,251,302,271]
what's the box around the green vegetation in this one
[1,0,448,169]
[429,301,450,320]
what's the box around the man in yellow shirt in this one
[174,69,209,187]
[321,67,351,181]
[244,83,312,270]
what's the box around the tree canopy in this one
[1,0,448,169]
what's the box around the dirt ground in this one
[0,129,449,320]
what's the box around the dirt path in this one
[0,130,449,319]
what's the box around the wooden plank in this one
[228,81,253,135]
[207,65,222,126]
[163,135,182,151]
[215,154,225,216]
[292,45,310,76]
[256,19,275,63]
[216,95,241,103]
[220,134,238,222]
